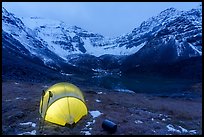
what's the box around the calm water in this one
[88,73,202,98]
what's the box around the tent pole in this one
[38,90,45,134]
[40,91,53,133]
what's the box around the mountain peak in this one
[160,7,177,13]
[69,25,85,31]
[158,7,181,18]
[71,25,82,29]
[131,7,182,34]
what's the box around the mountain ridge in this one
[2,6,202,80]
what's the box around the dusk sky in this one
[2,2,201,38]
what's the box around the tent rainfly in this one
[39,82,88,126]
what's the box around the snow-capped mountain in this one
[119,6,202,70]
[2,5,202,77]
[118,7,201,58]
[21,17,107,58]
[20,15,147,58]
[2,7,94,75]
[2,7,66,67]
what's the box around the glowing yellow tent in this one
[39,82,88,126]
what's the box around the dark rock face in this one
[99,55,125,70]
[66,54,101,70]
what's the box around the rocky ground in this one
[2,80,202,135]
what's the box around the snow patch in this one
[176,41,183,56]
[162,118,166,121]
[166,124,181,133]
[95,99,101,103]
[97,92,103,94]
[42,57,54,64]
[69,32,76,38]
[166,124,198,134]
[19,122,36,127]
[83,38,146,57]
[15,97,26,100]
[32,123,36,128]
[189,130,197,134]
[18,130,36,135]
[89,110,103,118]
[151,118,154,121]
[178,126,188,133]
[60,72,73,76]
[115,88,135,94]
[81,119,95,135]
[178,126,197,134]
[188,43,202,55]
[81,130,91,135]
[85,120,95,127]
[135,120,143,124]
